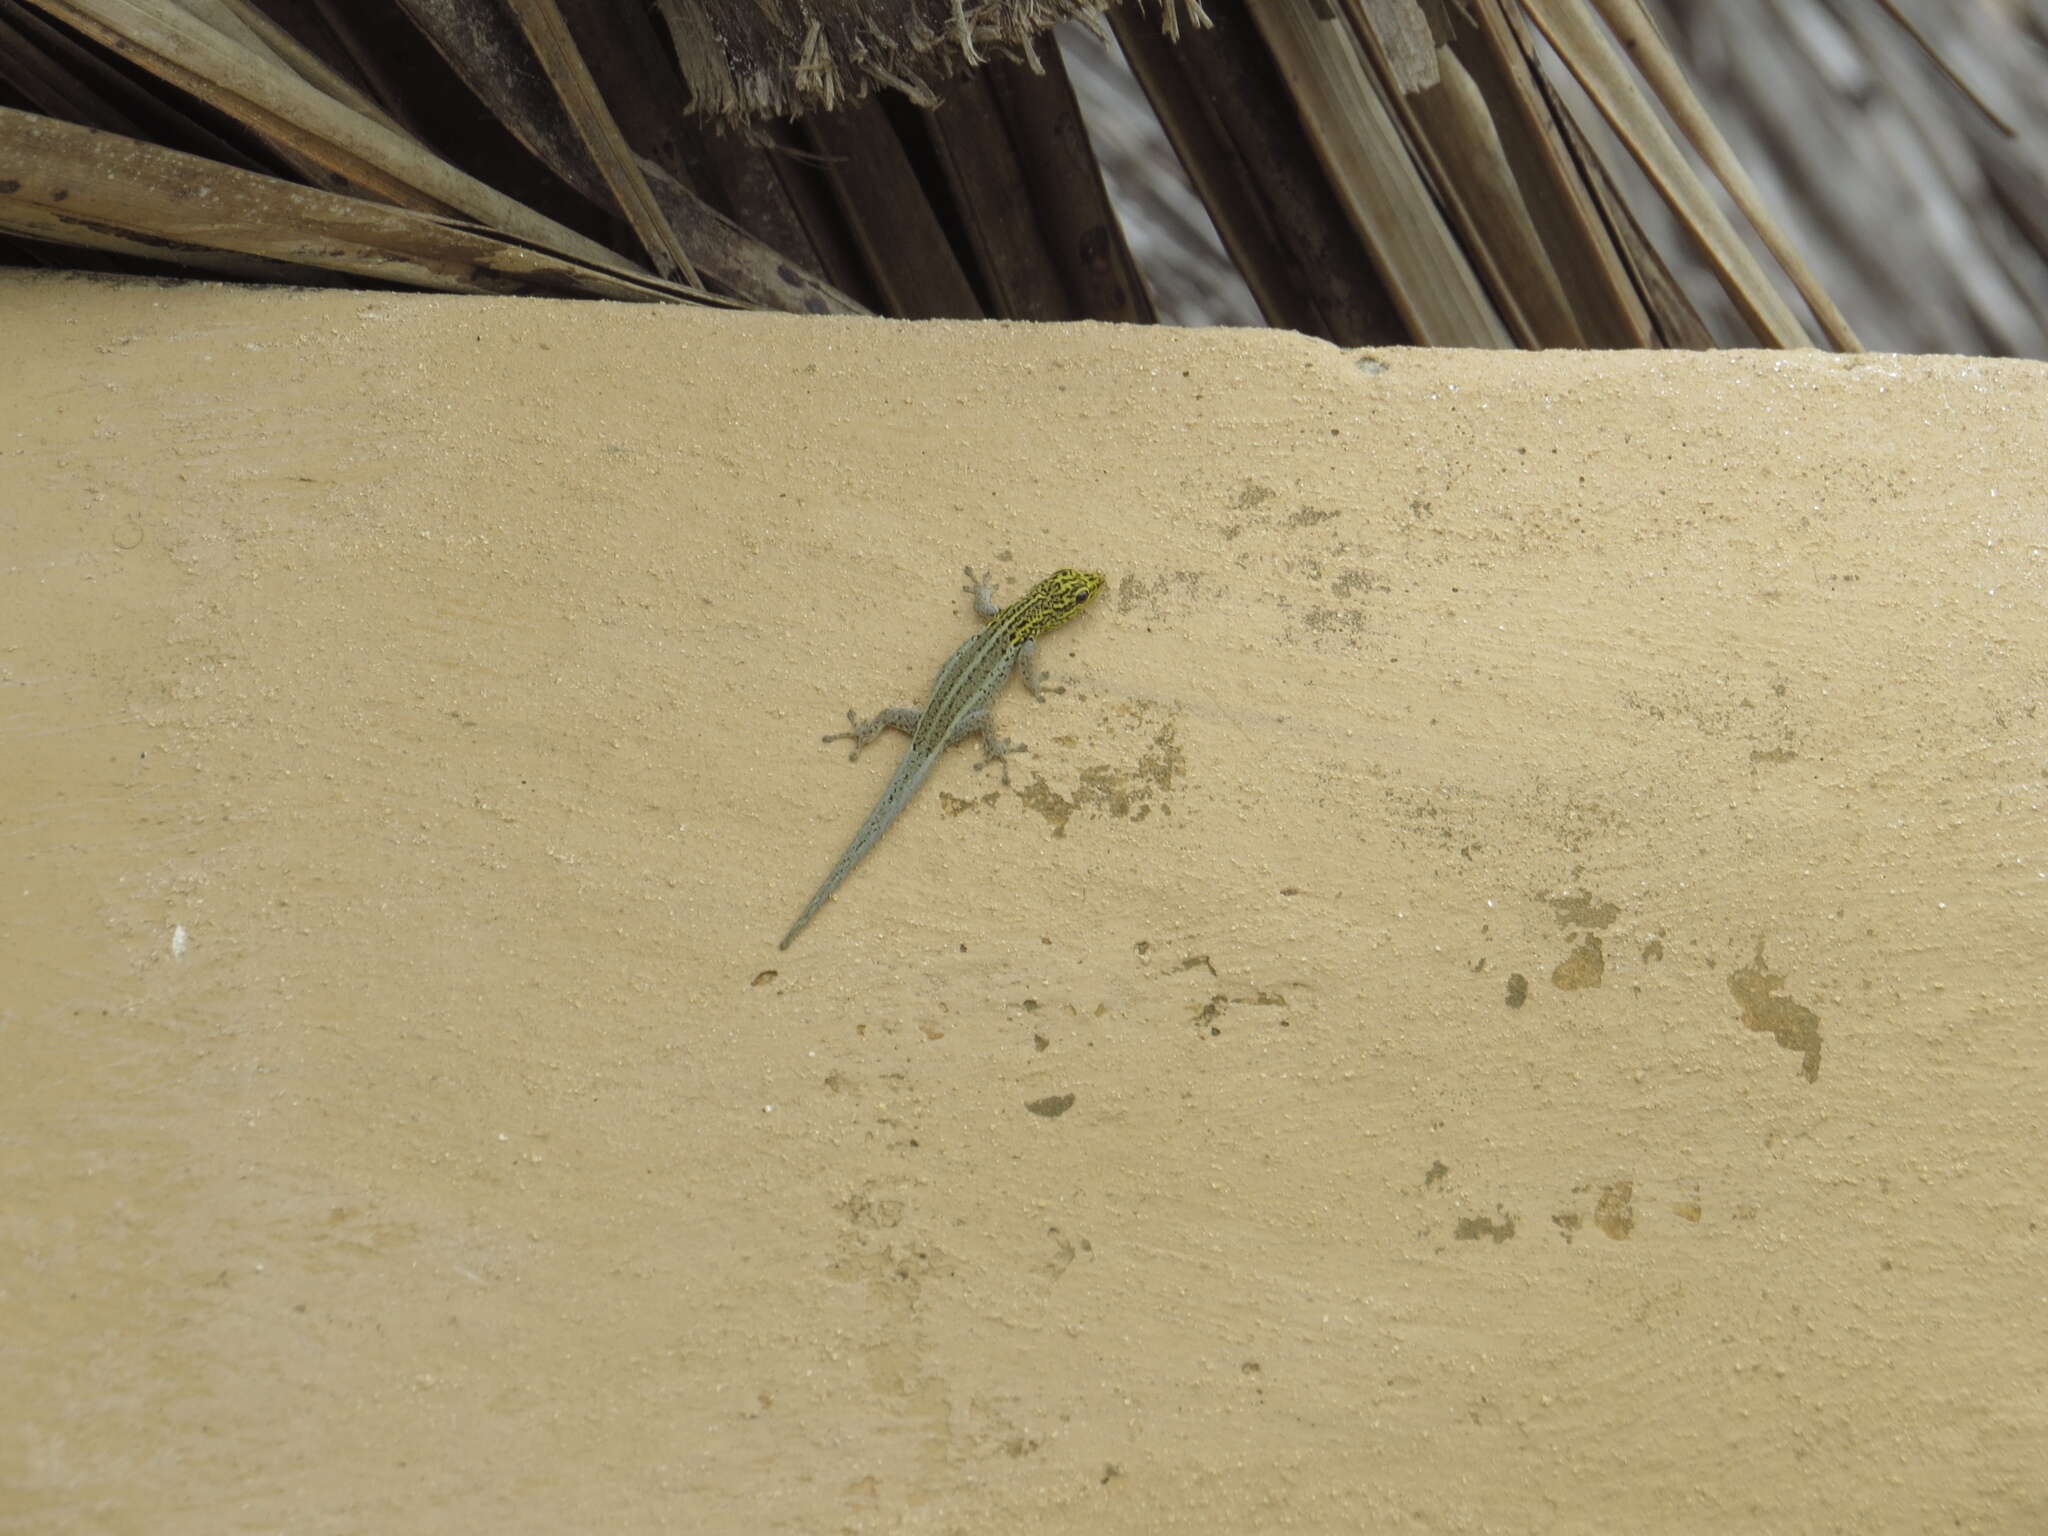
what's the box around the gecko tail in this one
[779,903,821,949]
[777,750,940,949]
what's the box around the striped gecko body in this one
[779,566,1104,949]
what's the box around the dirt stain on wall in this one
[1728,943,1824,1082]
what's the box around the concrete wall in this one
[4,273,2044,1531]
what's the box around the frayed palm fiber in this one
[653,0,1207,123]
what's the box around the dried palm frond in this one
[0,0,2036,354]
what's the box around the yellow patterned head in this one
[1000,568,1105,643]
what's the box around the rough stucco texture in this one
[3,273,2045,1532]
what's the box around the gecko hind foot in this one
[971,737,1028,786]
[822,709,875,760]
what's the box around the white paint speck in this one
[171,924,188,958]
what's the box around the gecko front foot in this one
[963,565,1001,620]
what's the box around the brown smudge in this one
[1552,935,1604,990]
[1454,1213,1516,1243]
[1728,943,1823,1082]
[1595,1181,1635,1239]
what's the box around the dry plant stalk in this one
[1582,0,1860,348]
[1247,0,1511,345]
[1518,0,1816,346]
[502,0,703,285]
[19,0,650,277]
[0,106,717,301]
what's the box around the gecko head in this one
[1007,568,1105,641]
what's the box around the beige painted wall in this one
[3,272,2044,1532]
